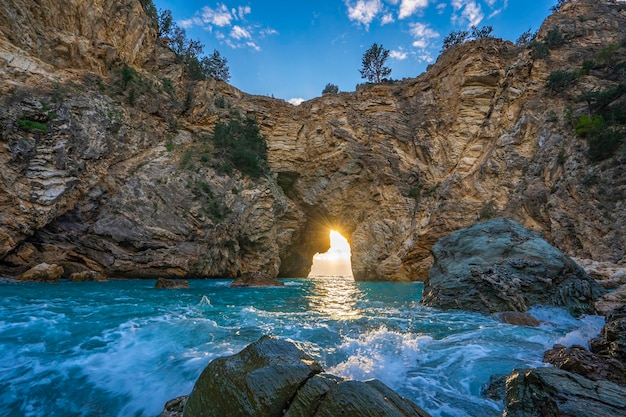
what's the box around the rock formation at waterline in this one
[175,336,430,417]
[0,0,625,281]
[421,218,606,316]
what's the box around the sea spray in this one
[0,278,605,417]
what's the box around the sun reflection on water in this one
[306,276,362,320]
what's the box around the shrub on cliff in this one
[153,7,230,81]
[212,117,268,178]
[546,70,579,92]
[322,83,339,95]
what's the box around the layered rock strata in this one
[0,0,624,280]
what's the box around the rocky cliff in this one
[0,0,624,281]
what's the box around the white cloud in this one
[409,22,439,48]
[201,4,233,27]
[260,28,279,37]
[390,49,408,60]
[179,17,202,29]
[345,0,383,28]
[398,0,429,19]
[230,25,251,40]
[238,6,251,19]
[487,0,508,18]
[436,3,446,14]
[451,0,484,28]
[288,98,305,106]
[179,3,276,51]
[381,13,395,24]
[246,41,261,51]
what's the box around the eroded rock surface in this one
[421,218,606,316]
[544,344,626,386]
[15,262,63,282]
[591,306,626,364]
[503,367,626,417]
[0,0,625,281]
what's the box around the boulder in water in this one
[15,263,64,282]
[494,311,542,327]
[155,277,189,289]
[183,335,323,417]
[69,271,107,282]
[503,367,626,417]
[181,335,430,417]
[421,218,606,317]
[229,271,284,287]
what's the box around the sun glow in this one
[309,230,354,278]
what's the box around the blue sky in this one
[152,0,558,104]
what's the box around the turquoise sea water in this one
[0,277,604,417]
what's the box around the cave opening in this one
[308,230,354,278]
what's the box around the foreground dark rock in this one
[175,336,430,417]
[544,344,626,386]
[155,277,190,289]
[503,367,626,416]
[229,271,284,287]
[15,263,64,282]
[421,218,606,317]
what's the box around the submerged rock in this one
[494,311,542,327]
[69,270,107,282]
[229,271,284,287]
[503,367,626,417]
[155,277,190,289]
[15,262,64,282]
[181,336,430,417]
[421,218,606,317]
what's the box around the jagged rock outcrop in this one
[0,0,624,281]
[503,367,626,417]
[421,218,606,316]
[544,344,626,386]
[179,336,430,417]
[591,306,626,364]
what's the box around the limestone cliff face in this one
[0,0,624,280]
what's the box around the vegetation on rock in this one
[322,83,339,95]
[212,116,269,179]
[359,43,391,83]
[441,25,494,51]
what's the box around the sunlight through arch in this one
[308,230,354,278]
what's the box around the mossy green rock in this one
[421,218,606,317]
